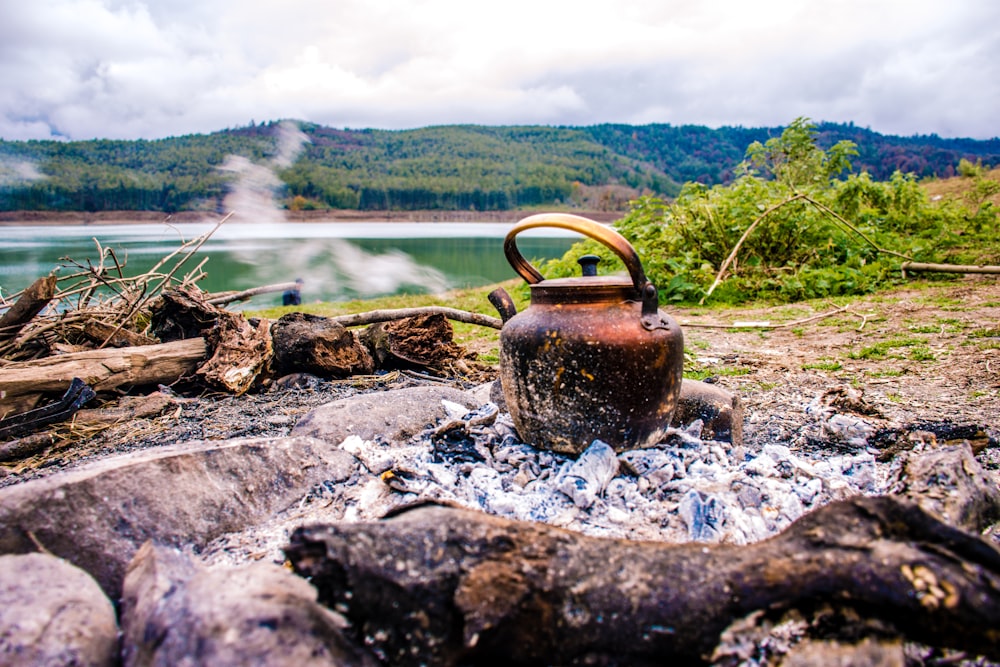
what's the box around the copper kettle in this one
[493,213,684,454]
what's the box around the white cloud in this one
[1,0,997,140]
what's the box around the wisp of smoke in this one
[218,121,450,301]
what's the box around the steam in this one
[218,120,449,301]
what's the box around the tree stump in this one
[271,313,374,378]
[359,313,465,372]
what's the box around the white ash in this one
[201,396,886,569]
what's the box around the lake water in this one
[0,221,579,308]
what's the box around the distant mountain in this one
[1,120,997,214]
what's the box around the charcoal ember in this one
[679,489,726,541]
[430,404,499,464]
[556,440,619,509]
[619,448,678,488]
[432,425,487,464]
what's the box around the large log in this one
[286,497,1000,666]
[0,338,207,413]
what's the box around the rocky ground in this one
[2,277,998,486]
[1,277,998,666]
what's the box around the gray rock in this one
[121,542,377,667]
[469,381,495,408]
[0,553,118,666]
[0,436,358,597]
[292,385,478,445]
[671,378,744,446]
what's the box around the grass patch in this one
[868,368,905,378]
[848,336,928,360]
[802,359,842,371]
[684,366,752,381]
[968,327,1000,338]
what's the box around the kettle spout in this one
[488,287,517,324]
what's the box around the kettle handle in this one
[505,213,665,329]
[504,213,647,287]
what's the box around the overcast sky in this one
[1,0,997,142]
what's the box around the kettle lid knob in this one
[577,254,601,277]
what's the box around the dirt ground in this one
[2,276,998,486]
[677,276,1000,444]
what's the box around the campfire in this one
[1,217,998,666]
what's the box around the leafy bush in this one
[543,118,999,305]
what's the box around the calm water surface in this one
[0,221,579,307]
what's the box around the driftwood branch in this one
[287,496,1000,666]
[332,307,502,330]
[700,194,807,304]
[681,304,850,330]
[206,282,302,307]
[901,261,1000,276]
[0,275,58,344]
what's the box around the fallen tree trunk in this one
[0,338,207,413]
[901,261,1000,275]
[0,275,58,344]
[332,307,502,330]
[287,496,1000,666]
[205,281,302,307]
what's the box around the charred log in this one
[359,313,466,372]
[287,497,1000,666]
[0,378,95,444]
[271,313,374,379]
[149,287,271,394]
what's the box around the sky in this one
[1,0,998,142]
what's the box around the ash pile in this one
[2,380,999,666]
[297,398,877,547]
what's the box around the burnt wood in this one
[287,497,1000,666]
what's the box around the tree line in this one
[1,120,996,214]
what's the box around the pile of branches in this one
[0,217,228,363]
[0,215,502,451]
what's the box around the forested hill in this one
[1,120,998,214]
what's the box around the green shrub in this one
[542,118,998,305]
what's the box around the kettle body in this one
[498,214,684,454]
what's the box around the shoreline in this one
[0,209,623,226]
